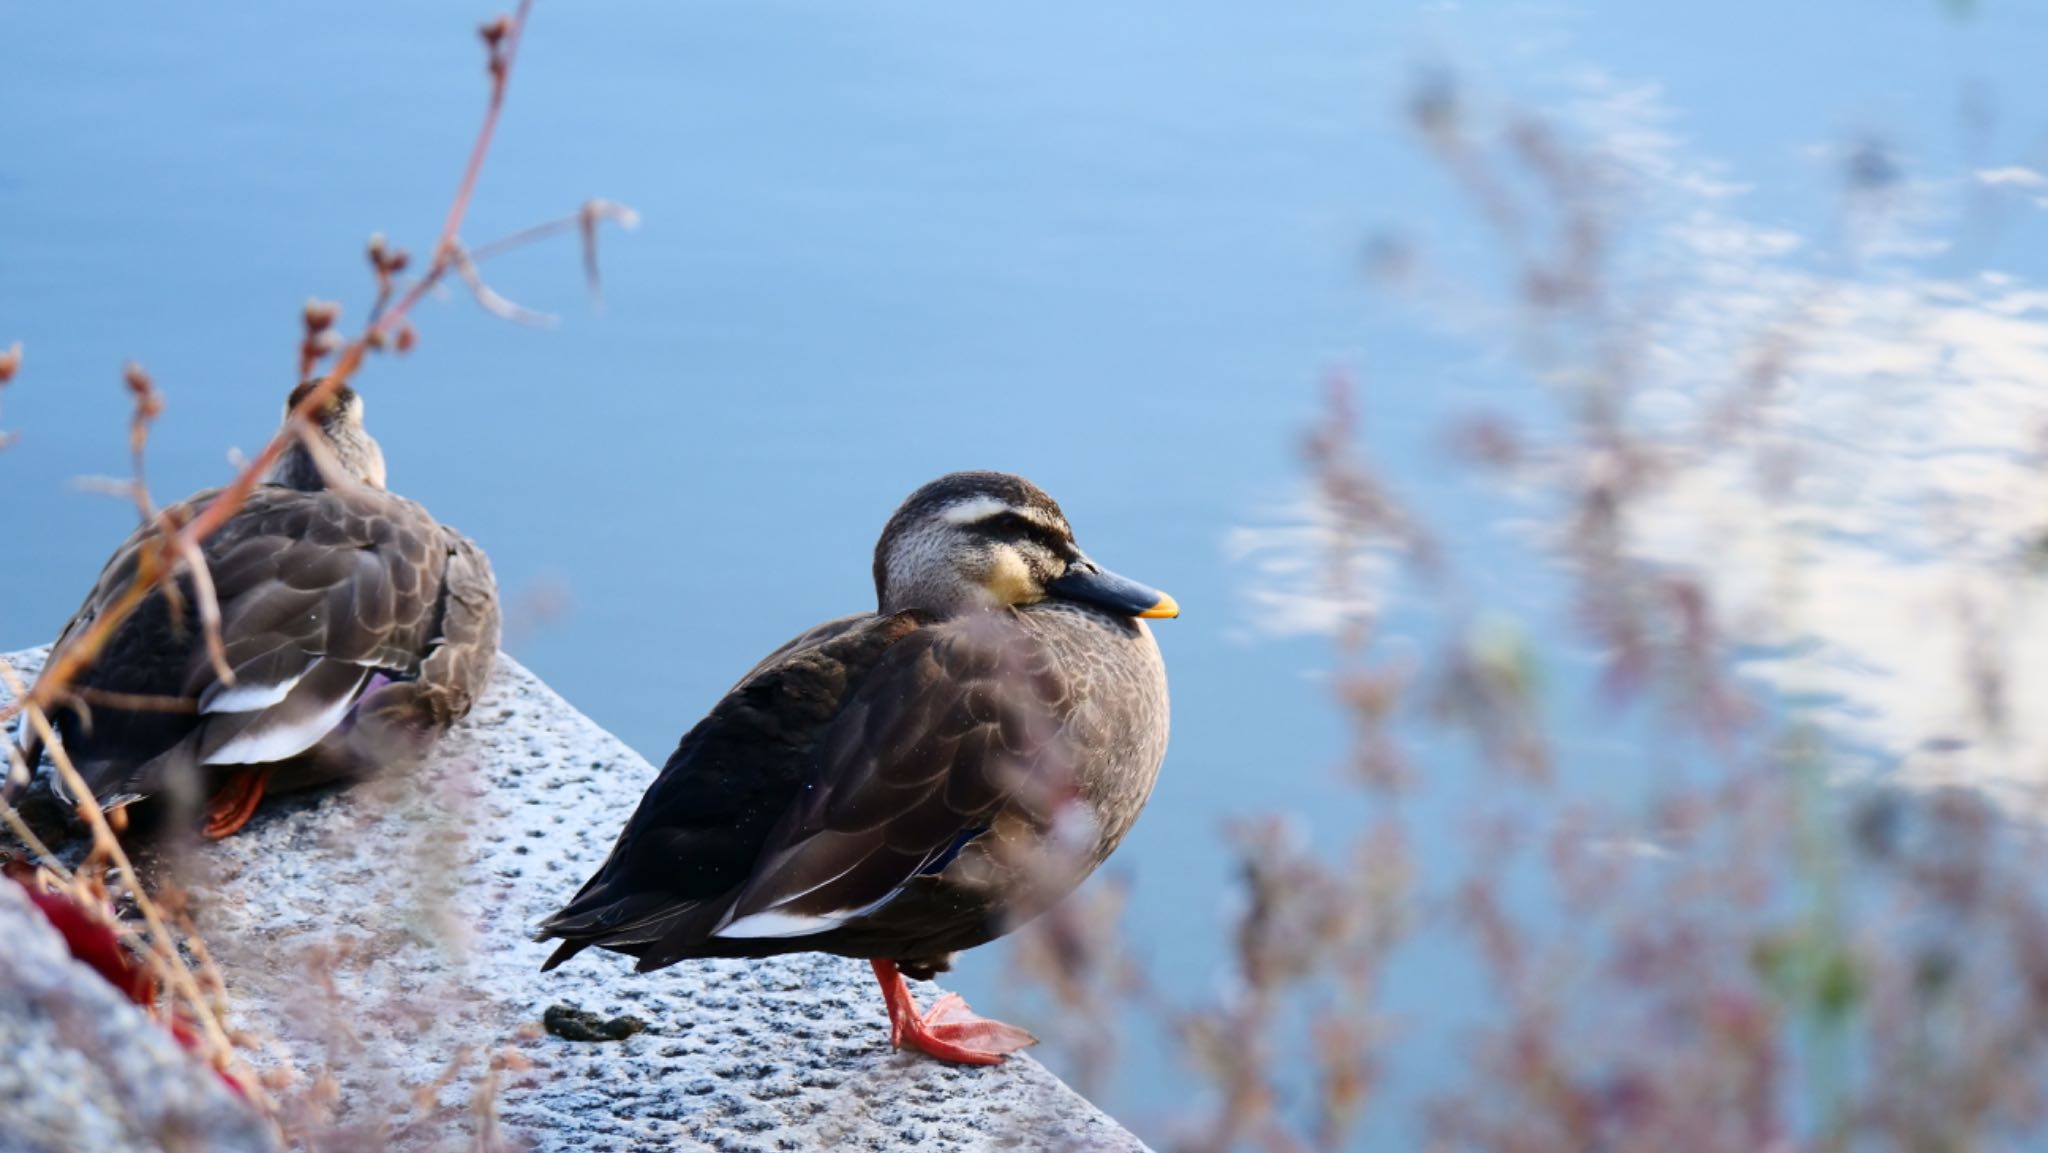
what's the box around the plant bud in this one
[303,298,341,333]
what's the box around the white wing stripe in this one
[712,909,854,939]
[202,671,307,714]
[713,887,901,941]
[204,670,366,765]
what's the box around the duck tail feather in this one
[539,938,589,972]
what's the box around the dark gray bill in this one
[1048,561,1179,619]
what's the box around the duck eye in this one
[980,511,1036,537]
[978,511,1072,559]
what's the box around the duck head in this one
[265,381,388,491]
[873,471,1179,621]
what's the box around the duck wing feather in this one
[539,609,1081,973]
[702,611,1077,948]
[14,484,453,806]
[535,611,922,967]
[348,529,500,745]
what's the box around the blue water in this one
[7,2,2048,1145]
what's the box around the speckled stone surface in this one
[0,880,281,1153]
[1,647,1148,1153]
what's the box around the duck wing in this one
[535,611,919,968]
[16,484,450,806]
[348,528,500,748]
[545,610,1080,974]
[702,611,1078,949]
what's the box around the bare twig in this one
[0,9,628,1142]
[10,0,550,726]
[450,244,558,327]
[0,341,19,449]
[67,688,200,715]
[121,363,162,524]
[169,534,235,687]
[298,299,343,382]
[467,198,642,301]
[0,660,267,1106]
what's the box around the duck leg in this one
[869,959,1037,1065]
[201,766,271,839]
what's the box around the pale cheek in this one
[885,533,949,596]
[984,551,1039,606]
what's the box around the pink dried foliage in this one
[1018,65,2048,1153]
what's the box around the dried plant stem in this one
[467,198,641,299]
[450,244,557,327]
[0,659,265,1108]
[66,688,199,715]
[170,536,235,686]
[171,902,237,1027]
[0,796,65,883]
[9,0,538,725]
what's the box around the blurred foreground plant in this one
[0,3,626,1147]
[1015,63,2048,1153]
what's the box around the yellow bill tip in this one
[1137,591,1180,620]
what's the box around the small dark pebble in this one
[544,1003,648,1042]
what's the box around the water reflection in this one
[1233,68,2048,807]
[1223,497,1390,641]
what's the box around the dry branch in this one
[0,7,631,1139]
[0,342,19,449]
[3,0,632,729]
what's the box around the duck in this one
[538,470,1175,1065]
[5,381,500,839]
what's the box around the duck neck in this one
[262,424,385,492]
[879,574,1013,619]
[264,441,330,492]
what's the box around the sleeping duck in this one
[6,381,500,839]
[538,470,1175,1065]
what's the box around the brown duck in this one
[6,382,500,838]
[538,471,1175,1064]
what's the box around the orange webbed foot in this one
[870,959,1037,1066]
[201,766,270,839]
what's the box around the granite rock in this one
[0,647,1147,1152]
[0,878,280,1153]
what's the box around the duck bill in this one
[1049,560,1180,620]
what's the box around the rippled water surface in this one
[7,2,2048,1143]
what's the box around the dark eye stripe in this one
[979,512,1072,557]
